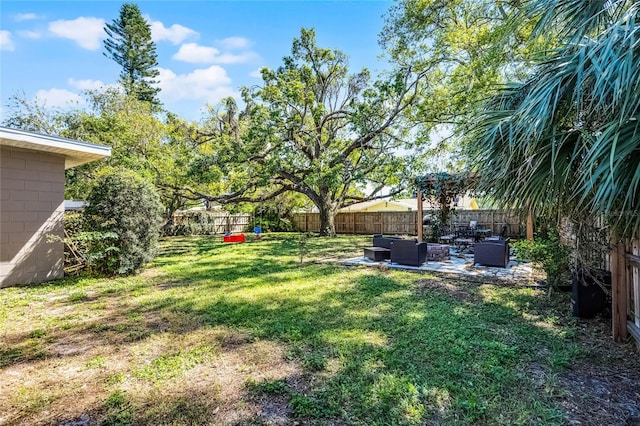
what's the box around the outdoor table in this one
[364,247,391,261]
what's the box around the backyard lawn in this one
[1,234,638,425]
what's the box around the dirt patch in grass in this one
[0,281,305,426]
[1,327,304,425]
[557,312,640,426]
[415,276,640,426]
[415,278,480,302]
[560,362,640,425]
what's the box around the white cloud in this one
[218,36,251,50]
[0,31,15,51]
[14,13,40,22]
[249,68,264,78]
[67,78,110,91]
[214,51,259,64]
[35,88,84,108]
[173,42,259,64]
[18,30,41,39]
[156,66,236,104]
[49,17,105,50]
[149,19,197,45]
[173,43,220,63]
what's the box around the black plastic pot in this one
[571,269,611,318]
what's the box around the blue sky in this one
[1,1,394,121]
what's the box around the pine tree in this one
[103,3,161,108]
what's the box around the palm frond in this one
[470,1,640,235]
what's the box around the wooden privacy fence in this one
[611,235,640,344]
[449,210,524,237]
[292,210,524,237]
[293,211,417,235]
[171,211,252,234]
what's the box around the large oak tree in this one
[172,28,427,236]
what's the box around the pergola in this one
[414,172,477,241]
[413,171,535,241]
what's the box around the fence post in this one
[417,189,423,240]
[491,210,495,235]
[611,237,628,342]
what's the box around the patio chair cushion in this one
[390,239,428,266]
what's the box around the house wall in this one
[1,146,65,287]
[359,202,414,213]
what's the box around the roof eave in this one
[0,127,111,169]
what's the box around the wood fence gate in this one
[611,236,640,344]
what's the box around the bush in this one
[253,204,295,232]
[83,169,163,275]
[513,228,571,287]
[62,213,86,273]
[61,212,117,275]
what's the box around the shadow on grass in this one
[2,235,576,425]
[126,273,572,424]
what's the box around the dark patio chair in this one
[474,239,510,268]
[390,239,428,266]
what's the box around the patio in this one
[340,245,536,282]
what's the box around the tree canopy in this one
[381,0,540,154]
[170,28,427,236]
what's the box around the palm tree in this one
[469,0,640,237]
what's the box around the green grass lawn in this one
[0,234,636,425]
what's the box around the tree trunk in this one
[317,200,337,237]
[161,192,184,236]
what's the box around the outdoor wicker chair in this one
[485,224,509,241]
[390,239,428,266]
[474,239,510,268]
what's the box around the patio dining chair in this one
[485,224,509,241]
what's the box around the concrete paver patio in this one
[340,247,536,282]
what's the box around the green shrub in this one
[61,213,117,275]
[83,169,163,275]
[62,213,87,273]
[513,228,571,287]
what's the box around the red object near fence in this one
[223,233,245,243]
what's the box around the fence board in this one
[626,235,640,343]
